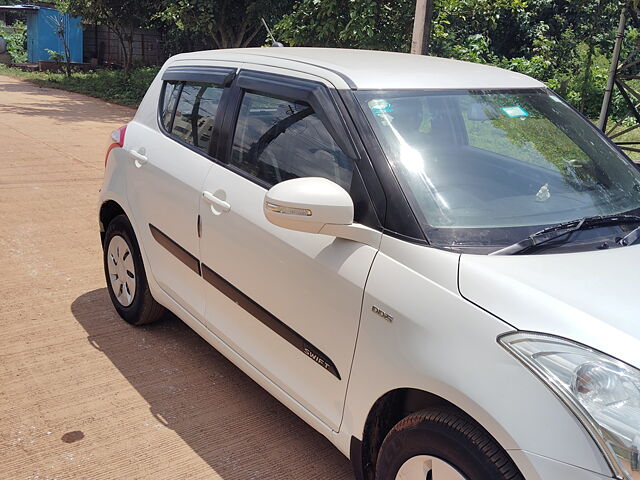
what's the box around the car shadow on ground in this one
[70,288,354,479]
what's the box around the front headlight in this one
[499,332,640,480]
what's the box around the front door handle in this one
[128,148,148,167]
[203,191,231,213]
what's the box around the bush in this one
[46,49,65,62]
[0,65,160,106]
[5,20,27,63]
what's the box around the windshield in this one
[357,89,640,251]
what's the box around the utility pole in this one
[598,9,626,131]
[411,0,435,55]
[598,5,640,157]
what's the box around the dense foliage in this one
[274,0,635,119]
[154,0,295,50]
[0,20,27,63]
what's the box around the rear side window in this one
[230,92,354,189]
[161,81,224,155]
[161,81,181,131]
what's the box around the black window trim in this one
[166,81,183,133]
[339,89,427,244]
[157,65,237,162]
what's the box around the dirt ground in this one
[0,75,354,480]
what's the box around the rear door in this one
[125,65,235,320]
[198,69,383,429]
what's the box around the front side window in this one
[161,81,224,154]
[229,92,354,190]
[358,89,640,251]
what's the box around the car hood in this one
[458,245,640,368]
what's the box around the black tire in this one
[375,407,524,480]
[103,214,165,326]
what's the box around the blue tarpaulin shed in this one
[0,4,82,63]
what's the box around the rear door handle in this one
[128,149,148,166]
[203,191,231,213]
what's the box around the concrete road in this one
[0,75,354,480]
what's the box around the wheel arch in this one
[354,387,468,480]
[99,200,126,244]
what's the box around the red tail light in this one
[105,125,127,167]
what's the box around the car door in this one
[198,69,382,430]
[125,65,235,320]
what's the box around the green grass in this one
[0,64,160,106]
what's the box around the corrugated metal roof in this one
[0,4,40,11]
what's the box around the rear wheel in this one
[103,214,165,325]
[375,407,524,480]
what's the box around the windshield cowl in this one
[490,214,640,255]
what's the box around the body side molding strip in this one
[201,264,341,380]
[149,224,201,275]
[147,223,340,379]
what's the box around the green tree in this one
[273,0,528,53]
[59,0,155,77]
[156,0,295,50]
[274,0,629,117]
[273,0,414,51]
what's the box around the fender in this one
[339,236,611,478]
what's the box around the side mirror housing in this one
[264,177,353,234]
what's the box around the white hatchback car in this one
[99,48,640,480]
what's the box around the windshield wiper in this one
[490,214,640,255]
[618,222,640,247]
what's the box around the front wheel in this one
[376,407,524,480]
[103,214,165,325]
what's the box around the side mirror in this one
[264,177,353,234]
[264,177,381,246]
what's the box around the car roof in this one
[173,47,544,90]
